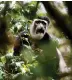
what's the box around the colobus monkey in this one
[29,16,70,78]
[30,16,50,40]
[13,16,69,79]
[13,16,50,56]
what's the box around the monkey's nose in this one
[36,28,44,34]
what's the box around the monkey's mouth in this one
[36,28,44,34]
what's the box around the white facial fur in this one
[30,19,48,40]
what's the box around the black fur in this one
[38,16,50,24]
[13,31,29,56]
[13,17,50,56]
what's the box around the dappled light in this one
[0,1,72,80]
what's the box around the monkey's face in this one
[30,19,49,40]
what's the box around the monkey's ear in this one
[38,16,50,24]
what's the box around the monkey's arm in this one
[13,36,22,56]
[13,31,30,56]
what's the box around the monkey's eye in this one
[41,21,46,26]
[35,21,40,26]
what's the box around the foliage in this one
[0,1,72,80]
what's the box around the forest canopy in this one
[0,1,72,80]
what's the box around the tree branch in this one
[41,1,72,41]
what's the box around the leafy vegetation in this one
[0,1,72,80]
